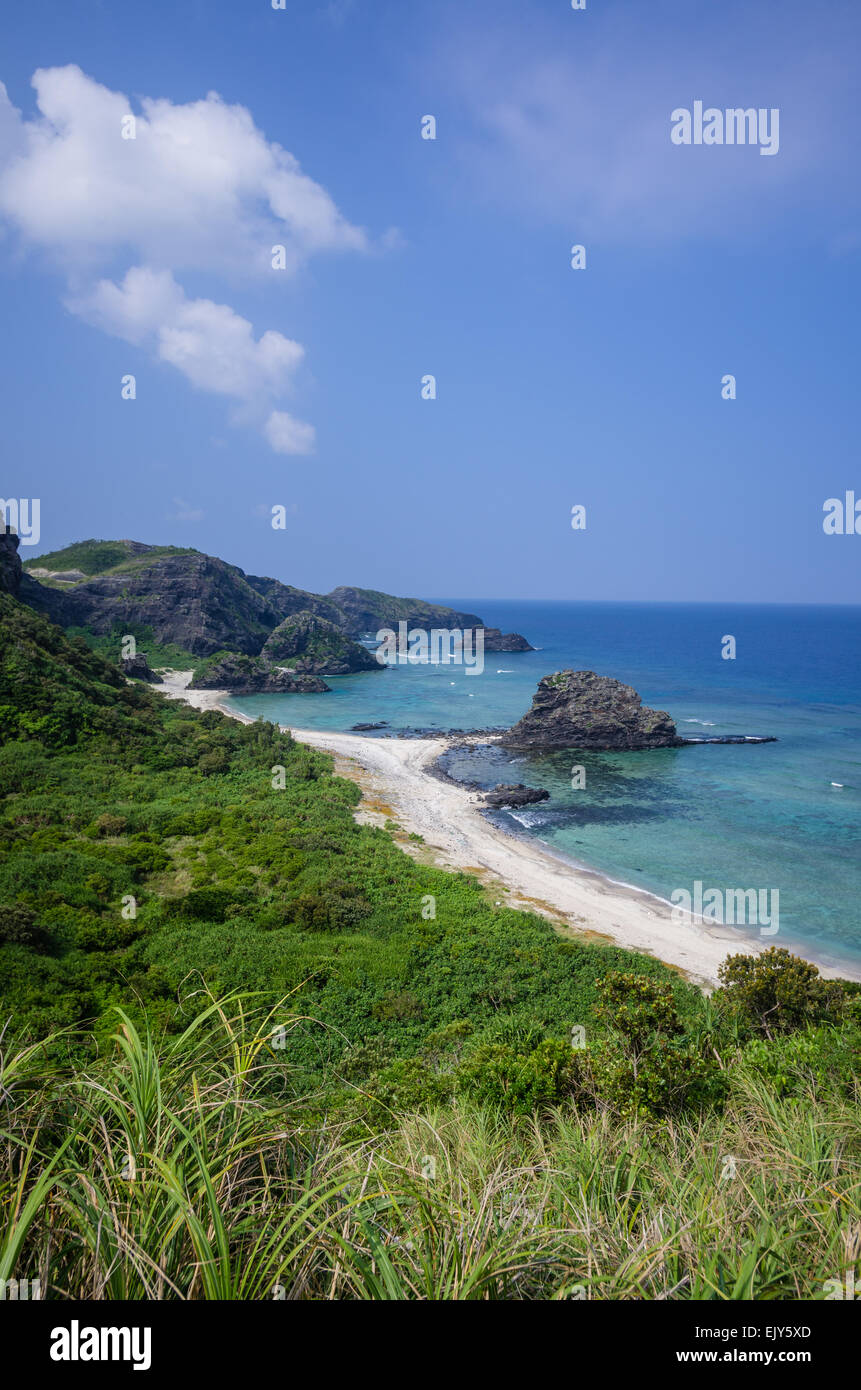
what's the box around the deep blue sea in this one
[228,602,861,975]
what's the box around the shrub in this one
[0,739,54,793]
[715,948,848,1039]
[92,813,128,837]
[198,749,230,776]
[573,971,725,1119]
[458,1038,576,1114]
[290,881,371,933]
[164,888,241,922]
[0,903,50,951]
[741,1023,860,1100]
[372,990,424,1023]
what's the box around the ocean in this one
[227,601,861,976]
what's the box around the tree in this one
[716,948,847,1039]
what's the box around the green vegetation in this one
[23,538,197,580]
[1,1001,857,1300]
[189,648,263,685]
[0,592,858,1299]
[67,622,198,670]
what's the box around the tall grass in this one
[1,997,857,1300]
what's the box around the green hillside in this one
[23,538,198,579]
[1,593,858,1300]
[0,593,689,1066]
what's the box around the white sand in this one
[158,669,248,716]
[155,672,858,989]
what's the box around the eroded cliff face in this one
[0,530,21,596]
[53,551,279,657]
[9,538,534,681]
[502,670,682,751]
[326,585,484,637]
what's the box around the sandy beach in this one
[156,669,816,988]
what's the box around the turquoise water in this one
[228,601,861,975]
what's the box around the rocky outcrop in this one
[121,653,163,683]
[481,783,550,809]
[502,670,682,751]
[27,567,87,583]
[480,628,534,653]
[0,529,22,596]
[260,612,378,675]
[190,653,329,694]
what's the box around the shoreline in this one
[157,672,859,989]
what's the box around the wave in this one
[506,810,550,829]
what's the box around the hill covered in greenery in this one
[0,592,858,1299]
[0,593,691,1089]
[15,535,534,676]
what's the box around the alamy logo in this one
[50,1320,152,1371]
[823,492,861,534]
[823,1271,858,1300]
[671,102,780,156]
[0,1277,41,1300]
[0,498,40,545]
[671,881,779,936]
[375,623,485,675]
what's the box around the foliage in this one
[715,947,851,1039]
[66,622,198,671]
[24,539,196,579]
[1,594,859,1299]
[0,998,857,1301]
[567,972,727,1119]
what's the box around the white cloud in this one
[166,497,204,522]
[0,67,366,450]
[0,66,366,273]
[67,267,314,450]
[265,410,316,456]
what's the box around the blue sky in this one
[1,0,859,603]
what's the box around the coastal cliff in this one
[326,585,533,651]
[15,539,533,687]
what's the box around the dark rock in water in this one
[190,653,329,694]
[351,721,389,731]
[121,653,163,683]
[681,735,777,745]
[479,627,534,653]
[482,783,550,809]
[502,670,682,751]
